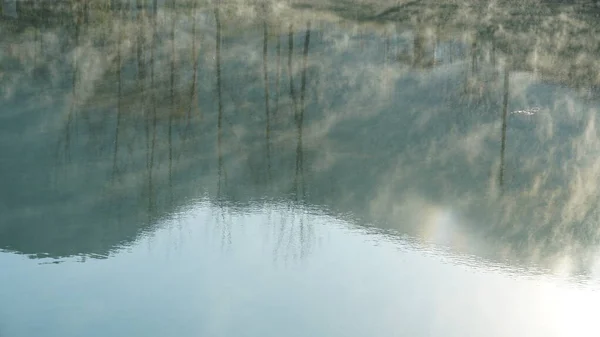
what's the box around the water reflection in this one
[2,201,598,337]
[2,1,600,282]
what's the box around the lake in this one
[1,1,600,336]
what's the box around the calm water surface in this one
[2,1,600,336]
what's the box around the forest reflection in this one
[2,0,600,282]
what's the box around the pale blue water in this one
[1,1,600,336]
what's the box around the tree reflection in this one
[3,0,600,279]
[263,21,272,181]
[499,66,509,190]
[112,5,123,181]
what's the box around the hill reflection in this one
[1,0,600,281]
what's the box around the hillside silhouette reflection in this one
[2,0,600,281]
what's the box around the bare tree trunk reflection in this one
[63,17,81,165]
[169,0,176,205]
[491,33,497,79]
[295,22,310,202]
[138,2,148,169]
[288,24,299,200]
[263,21,272,181]
[214,3,231,246]
[385,30,390,63]
[413,30,424,68]
[34,25,39,68]
[187,0,199,130]
[83,0,89,24]
[137,6,145,80]
[288,22,305,206]
[215,3,225,200]
[147,5,160,213]
[136,4,153,216]
[275,28,281,115]
[299,22,310,128]
[112,8,123,181]
[288,24,297,114]
[471,39,477,74]
[499,66,509,191]
[298,22,311,258]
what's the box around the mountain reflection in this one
[2,0,600,281]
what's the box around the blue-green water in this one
[2,1,600,336]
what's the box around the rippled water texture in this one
[2,1,600,336]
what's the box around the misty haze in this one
[1,1,600,336]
